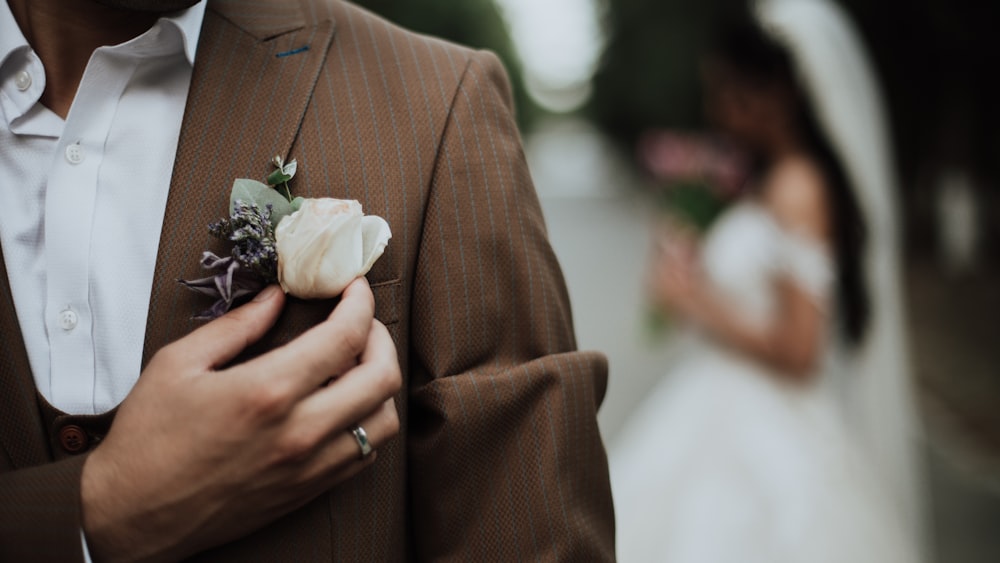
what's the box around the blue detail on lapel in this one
[276,45,310,58]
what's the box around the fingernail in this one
[253,285,280,302]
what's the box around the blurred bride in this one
[611,0,925,561]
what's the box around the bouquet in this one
[638,130,748,232]
[637,130,748,338]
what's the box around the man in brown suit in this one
[0,0,615,561]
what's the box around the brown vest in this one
[36,391,116,463]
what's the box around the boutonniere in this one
[180,156,392,319]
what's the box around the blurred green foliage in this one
[589,0,1000,183]
[657,180,730,231]
[352,0,540,131]
[587,0,743,150]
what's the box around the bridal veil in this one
[754,0,926,552]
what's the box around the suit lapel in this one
[0,247,50,468]
[0,0,336,467]
[0,0,334,467]
[142,0,336,368]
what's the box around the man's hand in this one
[80,278,401,563]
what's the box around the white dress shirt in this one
[0,2,206,415]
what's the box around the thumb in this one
[182,285,286,369]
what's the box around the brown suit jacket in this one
[0,0,615,560]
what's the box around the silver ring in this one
[351,425,373,459]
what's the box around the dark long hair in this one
[711,20,870,345]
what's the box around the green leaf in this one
[657,180,727,231]
[266,169,292,186]
[230,178,295,224]
[290,197,305,212]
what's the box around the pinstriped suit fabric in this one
[0,252,48,470]
[0,0,615,560]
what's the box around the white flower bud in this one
[275,198,391,299]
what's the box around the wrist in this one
[80,447,212,563]
[81,450,163,563]
[81,451,125,563]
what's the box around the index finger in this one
[236,277,376,396]
[173,285,287,370]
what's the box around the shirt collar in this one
[0,2,42,129]
[0,1,29,72]
[0,1,205,130]
[166,1,207,66]
[0,1,205,69]
[102,1,206,63]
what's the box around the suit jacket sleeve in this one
[0,454,88,561]
[407,50,616,562]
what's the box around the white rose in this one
[275,198,391,299]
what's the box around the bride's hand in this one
[647,231,707,321]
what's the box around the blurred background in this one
[354,0,999,560]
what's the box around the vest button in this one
[59,425,89,454]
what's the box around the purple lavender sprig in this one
[179,157,298,320]
[179,201,279,319]
[177,252,267,320]
[209,200,279,283]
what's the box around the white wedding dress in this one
[611,0,927,560]
[611,202,917,562]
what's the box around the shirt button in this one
[14,70,32,91]
[65,143,85,164]
[59,308,79,331]
[59,425,89,454]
